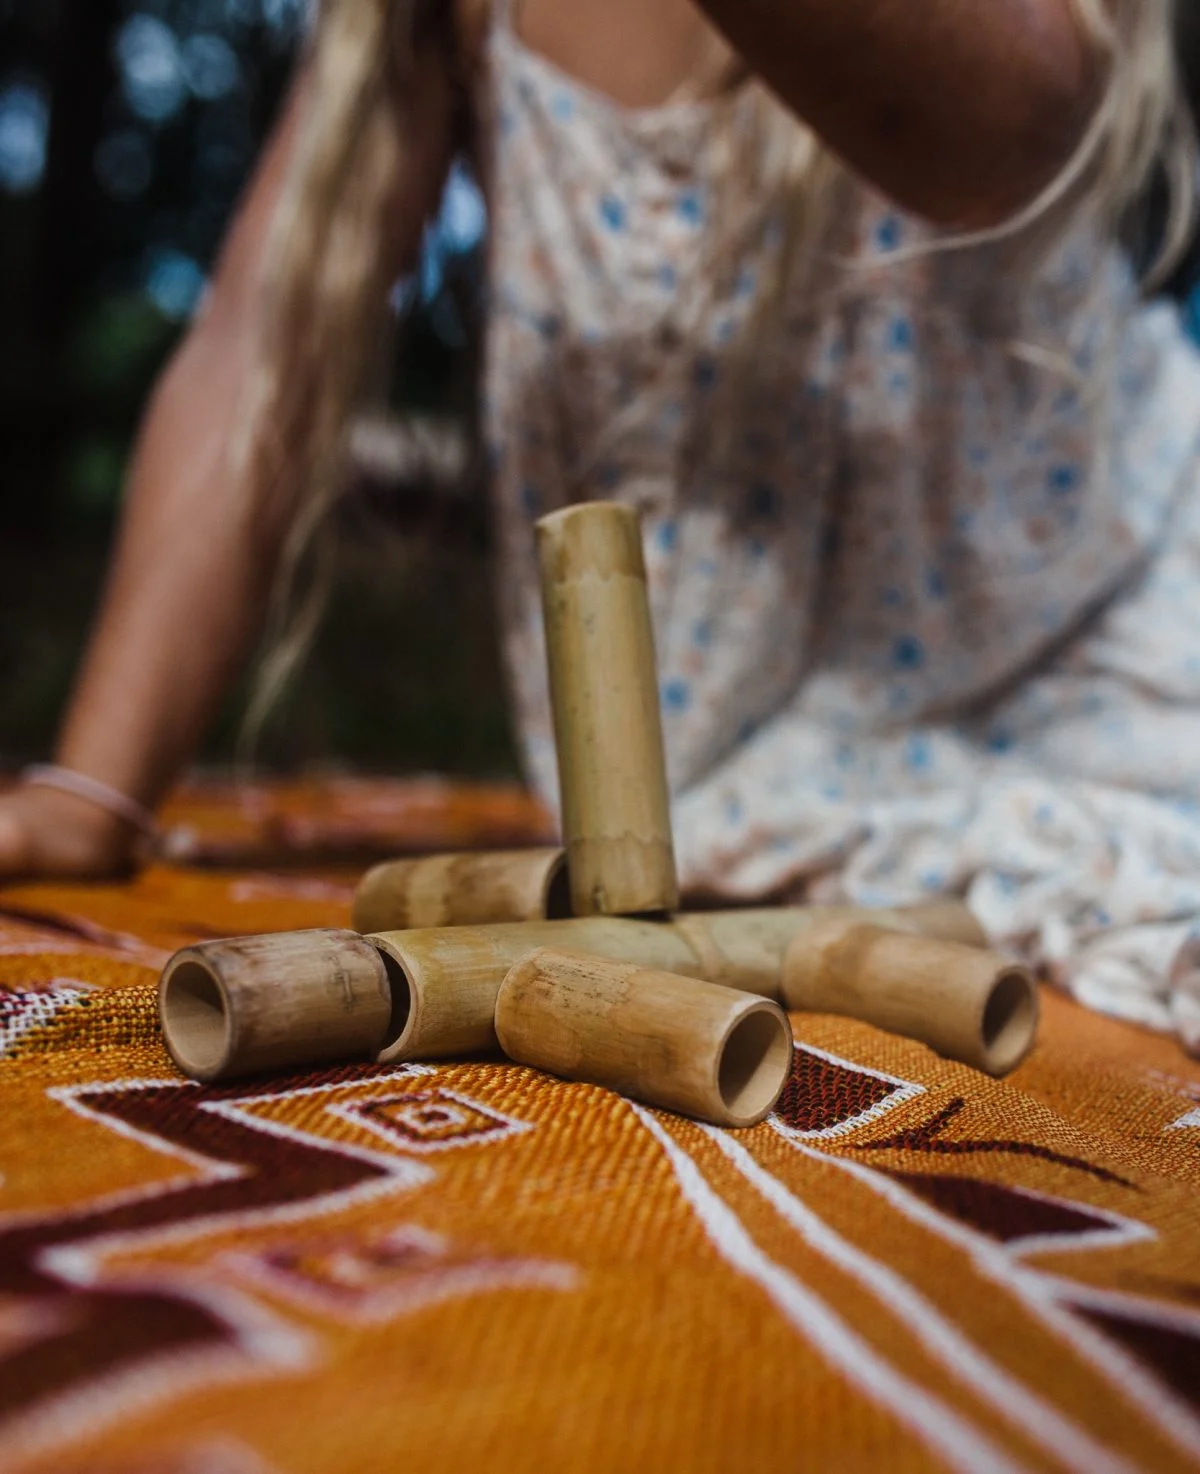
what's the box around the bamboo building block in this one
[891,899,988,949]
[671,899,986,1000]
[370,916,701,1062]
[537,503,679,917]
[371,900,986,1063]
[158,929,392,1084]
[352,847,569,933]
[781,921,1038,1077]
[496,948,793,1128]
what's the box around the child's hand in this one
[0,786,135,880]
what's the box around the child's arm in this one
[0,68,455,878]
[695,0,1105,227]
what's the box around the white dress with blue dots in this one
[479,9,1200,1053]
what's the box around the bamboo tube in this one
[370,900,986,1062]
[158,929,392,1084]
[352,847,569,933]
[496,948,793,1127]
[671,899,986,999]
[370,916,702,1062]
[781,920,1038,1077]
[892,899,988,949]
[537,503,679,917]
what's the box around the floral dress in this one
[478,4,1200,1053]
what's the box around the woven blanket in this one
[1,780,1199,1474]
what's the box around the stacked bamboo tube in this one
[158,502,1038,1121]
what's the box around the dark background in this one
[2,0,1199,779]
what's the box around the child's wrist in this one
[8,782,143,874]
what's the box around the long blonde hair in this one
[236,0,1194,743]
[235,0,453,749]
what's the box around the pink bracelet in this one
[20,765,163,846]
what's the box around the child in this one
[5,0,1200,1052]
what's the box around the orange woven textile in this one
[1,780,1199,1474]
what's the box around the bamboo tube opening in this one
[544,857,572,920]
[981,966,1039,1076]
[718,1006,794,1123]
[159,930,393,1083]
[161,959,231,1079]
[375,945,415,1055]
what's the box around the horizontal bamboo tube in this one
[352,847,569,932]
[892,899,988,949]
[537,503,679,917]
[371,900,987,1063]
[371,916,701,1062]
[496,948,793,1127]
[159,929,392,1084]
[781,920,1038,1077]
[671,899,985,998]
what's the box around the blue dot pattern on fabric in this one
[599,195,626,231]
[656,520,679,553]
[1048,463,1081,493]
[662,679,691,713]
[905,735,932,771]
[678,189,704,226]
[875,214,903,251]
[893,636,925,670]
[888,317,914,352]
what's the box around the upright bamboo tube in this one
[352,847,569,933]
[781,920,1038,1077]
[496,948,793,1128]
[159,929,392,1084]
[370,916,702,1062]
[537,503,679,917]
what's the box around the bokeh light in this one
[116,15,187,124]
[143,247,208,320]
[0,77,50,196]
[181,33,241,101]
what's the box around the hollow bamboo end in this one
[716,1001,794,1128]
[978,964,1040,1076]
[542,851,573,919]
[782,922,1040,1078]
[159,951,234,1083]
[368,934,418,1063]
[158,929,392,1084]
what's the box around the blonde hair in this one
[236,0,1194,744]
[234,0,446,751]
